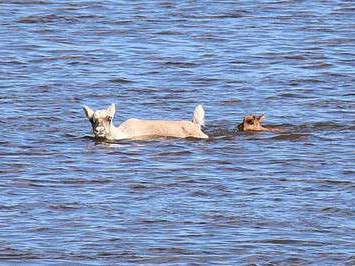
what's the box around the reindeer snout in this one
[94,126,105,136]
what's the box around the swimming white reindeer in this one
[83,104,208,140]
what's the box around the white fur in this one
[192,104,205,126]
[83,104,208,140]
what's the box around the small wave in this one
[332,7,355,13]
[321,207,354,216]
[154,30,181,36]
[0,169,26,174]
[208,128,238,139]
[129,183,154,190]
[30,227,55,232]
[10,0,49,4]
[192,77,222,85]
[270,133,312,141]
[17,14,77,24]
[343,170,355,176]
[283,55,307,60]
[298,121,348,131]
[0,204,17,210]
[183,11,250,20]
[17,14,101,24]
[147,247,198,255]
[288,78,324,85]
[301,63,333,69]
[252,239,324,246]
[109,78,133,84]
[49,204,80,211]
[155,151,192,157]
[221,99,241,106]
[61,178,111,185]
[279,92,314,99]
[138,219,172,225]
[280,177,355,188]
[162,61,198,68]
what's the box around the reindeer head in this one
[83,104,116,139]
[238,114,265,131]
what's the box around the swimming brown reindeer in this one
[83,104,208,140]
[238,114,284,132]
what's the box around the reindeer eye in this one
[107,116,112,122]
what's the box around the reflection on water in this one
[1,0,355,264]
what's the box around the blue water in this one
[1,1,355,264]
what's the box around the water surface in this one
[1,0,355,264]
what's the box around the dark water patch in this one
[108,77,133,84]
[154,30,182,36]
[333,7,355,13]
[280,177,355,188]
[162,61,198,68]
[343,170,355,176]
[137,219,172,225]
[192,77,222,85]
[193,34,227,42]
[301,63,333,70]
[323,71,351,78]
[252,239,325,246]
[243,255,311,265]
[154,150,192,157]
[12,180,54,188]
[8,0,50,4]
[183,11,250,20]
[305,98,355,110]
[270,133,312,141]
[148,247,198,256]
[298,121,348,131]
[29,55,88,64]
[220,99,241,106]
[0,169,26,174]
[11,177,112,188]
[0,248,41,260]
[279,92,315,99]
[317,179,355,187]
[18,13,106,25]
[29,227,57,233]
[218,166,254,172]
[0,204,17,210]
[64,134,94,143]
[189,190,211,197]
[129,183,155,191]
[208,129,238,139]
[60,178,112,185]
[283,55,307,60]
[288,78,325,86]
[321,207,355,216]
[17,14,78,24]
[49,203,81,211]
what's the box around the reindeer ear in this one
[258,114,265,122]
[107,103,116,118]
[83,105,94,120]
[244,114,253,122]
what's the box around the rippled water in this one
[1,0,355,264]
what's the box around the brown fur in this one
[238,114,283,132]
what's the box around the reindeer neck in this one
[109,123,128,140]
